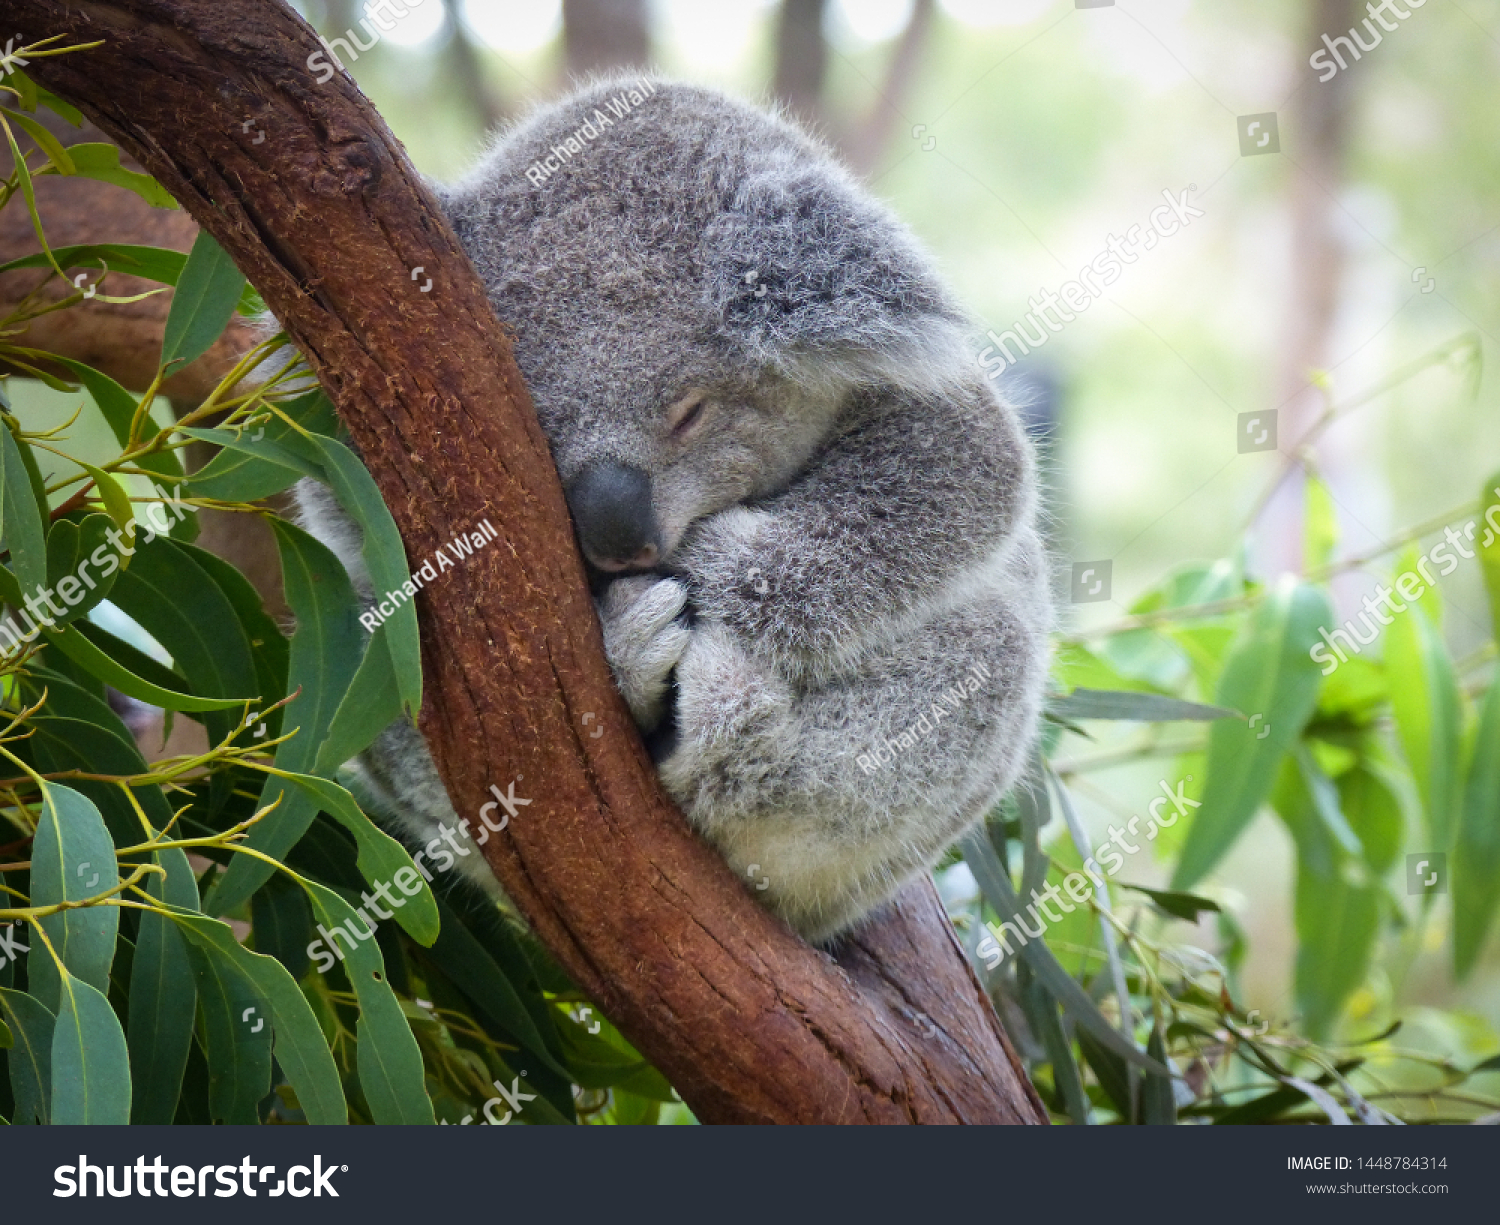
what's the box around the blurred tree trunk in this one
[562,0,650,79]
[772,0,828,125]
[440,0,507,132]
[846,0,936,177]
[13,0,1048,1125]
[1254,0,1359,578]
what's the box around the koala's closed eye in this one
[666,391,709,438]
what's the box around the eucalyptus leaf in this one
[161,230,245,369]
[1454,679,1500,978]
[27,783,119,1015]
[1386,587,1465,853]
[0,988,53,1125]
[128,849,200,1124]
[1172,580,1331,889]
[1046,688,1236,724]
[50,972,132,1124]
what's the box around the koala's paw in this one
[658,622,792,823]
[598,576,691,731]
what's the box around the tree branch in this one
[13,0,1045,1125]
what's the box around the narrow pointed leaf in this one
[1172,580,1331,889]
[127,849,200,1124]
[161,230,244,368]
[50,973,131,1124]
[27,783,119,1015]
[0,988,53,1124]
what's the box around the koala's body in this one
[298,77,1051,944]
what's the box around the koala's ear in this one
[704,167,968,391]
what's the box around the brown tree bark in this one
[12,0,1046,1125]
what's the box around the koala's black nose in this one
[566,461,663,571]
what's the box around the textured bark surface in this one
[12,0,1046,1125]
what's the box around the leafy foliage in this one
[957,377,1500,1122]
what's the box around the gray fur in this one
[295,77,1052,942]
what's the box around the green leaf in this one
[1171,580,1332,889]
[3,106,75,173]
[161,230,245,369]
[27,783,119,1015]
[179,425,322,502]
[6,67,40,112]
[40,619,245,712]
[420,896,573,1084]
[22,672,176,844]
[0,988,54,1124]
[0,417,48,595]
[1454,680,1500,978]
[961,832,1169,1077]
[173,539,290,735]
[181,388,342,502]
[1385,585,1464,852]
[208,520,365,915]
[36,84,82,126]
[1337,764,1404,876]
[59,143,176,209]
[107,536,260,804]
[300,880,434,1123]
[128,849,200,1124]
[183,940,272,1124]
[1118,884,1221,923]
[1076,1026,1134,1120]
[43,514,117,623]
[315,620,404,774]
[1046,688,1236,724]
[270,770,439,947]
[78,463,136,545]
[42,356,182,484]
[249,874,313,981]
[1273,757,1380,1040]
[0,243,261,314]
[1479,475,1500,647]
[1015,961,1090,1124]
[49,972,132,1124]
[306,436,421,715]
[1141,1024,1177,1124]
[167,909,346,1125]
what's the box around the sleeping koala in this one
[300,76,1052,944]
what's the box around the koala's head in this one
[438,78,969,573]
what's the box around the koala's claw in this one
[598,576,691,731]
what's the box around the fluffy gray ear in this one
[704,166,969,393]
